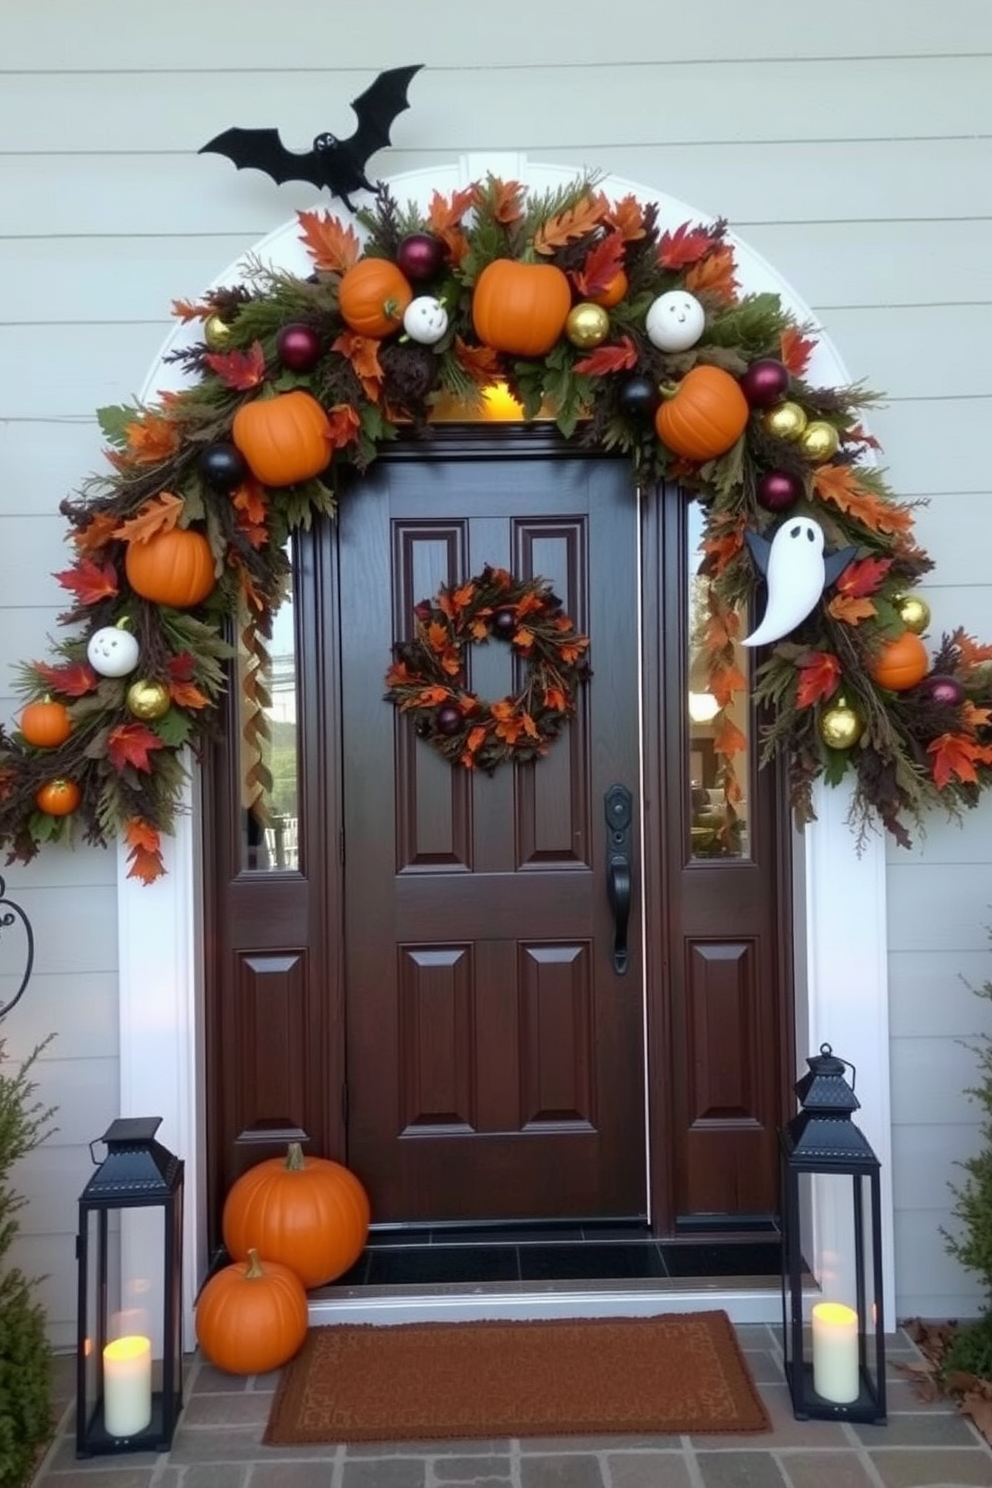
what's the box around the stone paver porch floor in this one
[32,1324,992,1488]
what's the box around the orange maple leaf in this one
[827,594,877,626]
[929,732,992,790]
[53,558,119,606]
[780,326,817,376]
[961,701,992,730]
[415,685,451,707]
[331,332,384,402]
[813,464,916,537]
[454,337,502,384]
[796,651,842,708]
[685,245,739,303]
[112,491,185,545]
[107,722,166,774]
[573,338,638,376]
[570,232,626,298]
[168,678,211,709]
[231,480,268,526]
[714,714,748,759]
[296,210,361,272]
[600,193,647,242]
[327,403,361,450]
[533,196,602,255]
[658,221,718,269]
[954,631,992,669]
[834,556,892,598]
[34,659,99,697]
[204,341,267,391]
[709,661,748,707]
[428,187,477,266]
[124,819,165,885]
[701,517,746,578]
[170,297,215,323]
[71,511,121,555]
[489,179,526,225]
[544,685,567,711]
[123,413,180,465]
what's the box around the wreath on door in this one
[1,170,991,882]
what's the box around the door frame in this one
[114,153,895,1341]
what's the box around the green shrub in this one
[0,1037,56,1488]
[945,955,992,1310]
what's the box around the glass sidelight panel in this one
[686,502,750,861]
[237,541,299,871]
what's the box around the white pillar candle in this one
[811,1301,860,1403]
[103,1335,153,1437]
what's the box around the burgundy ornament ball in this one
[756,469,804,512]
[396,232,446,283]
[435,704,463,736]
[740,358,791,408]
[276,322,322,372]
[617,374,661,420]
[921,673,966,708]
[199,441,248,490]
[492,608,517,637]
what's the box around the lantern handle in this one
[819,1041,856,1089]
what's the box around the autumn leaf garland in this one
[0,168,991,883]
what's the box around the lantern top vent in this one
[80,1116,182,1200]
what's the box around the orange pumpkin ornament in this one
[222,1142,370,1289]
[194,1248,308,1375]
[125,527,215,608]
[868,630,929,691]
[231,390,333,487]
[472,259,572,357]
[654,365,750,461]
[589,268,628,308]
[338,258,413,337]
[19,698,72,748]
[34,778,81,816]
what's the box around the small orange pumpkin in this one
[472,259,572,357]
[338,258,413,337]
[194,1248,308,1375]
[223,1142,370,1289]
[34,778,81,816]
[232,390,333,487]
[654,366,750,461]
[868,631,929,691]
[20,698,72,748]
[589,268,628,308]
[125,527,215,608]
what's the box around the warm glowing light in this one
[481,382,526,421]
[811,1302,859,1403]
[688,691,721,724]
[103,1335,153,1437]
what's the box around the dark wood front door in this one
[337,444,645,1224]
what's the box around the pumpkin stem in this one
[245,1248,264,1279]
[285,1141,307,1171]
[658,382,679,401]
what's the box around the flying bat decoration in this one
[198,64,423,211]
[742,517,858,648]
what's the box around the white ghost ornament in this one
[645,290,705,352]
[742,517,856,648]
[403,296,449,346]
[86,624,141,677]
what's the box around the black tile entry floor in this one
[327,1222,783,1288]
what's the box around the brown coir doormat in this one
[264,1311,770,1444]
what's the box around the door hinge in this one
[341,1081,349,1127]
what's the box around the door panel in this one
[338,450,646,1224]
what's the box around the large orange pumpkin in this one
[19,698,72,748]
[222,1142,370,1289]
[125,527,215,608]
[472,259,572,357]
[338,258,413,337]
[868,630,929,691]
[231,390,333,487]
[654,365,750,461]
[194,1249,308,1375]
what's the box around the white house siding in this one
[1,2,991,1345]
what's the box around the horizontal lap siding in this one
[1,1,990,1337]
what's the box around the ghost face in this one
[86,625,140,678]
[645,290,706,352]
[403,296,449,346]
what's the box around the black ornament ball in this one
[492,609,517,637]
[617,374,660,420]
[276,322,322,372]
[756,469,804,512]
[199,442,248,489]
[740,358,791,408]
[396,232,446,283]
[435,704,463,737]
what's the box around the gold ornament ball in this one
[895,593,931,635]
[762,401,808,442]
[204,314,232,351]
[800,420,840,463]
[819,696,864,750]
[565,302,610,349]
[126,679,171,721]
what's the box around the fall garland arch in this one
[2,159,991,884]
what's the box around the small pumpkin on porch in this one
[222,1142,371,1289]
[231,389,333,487]
[194,1248,307,1375]
[654,365,750,461]
[471,259,572,357]
[124,526,216,608]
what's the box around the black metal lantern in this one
[76,1117,184,1456]
[779,1043,886,1423]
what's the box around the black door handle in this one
[604,784,633,975]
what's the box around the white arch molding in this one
[116,154,893,1338]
